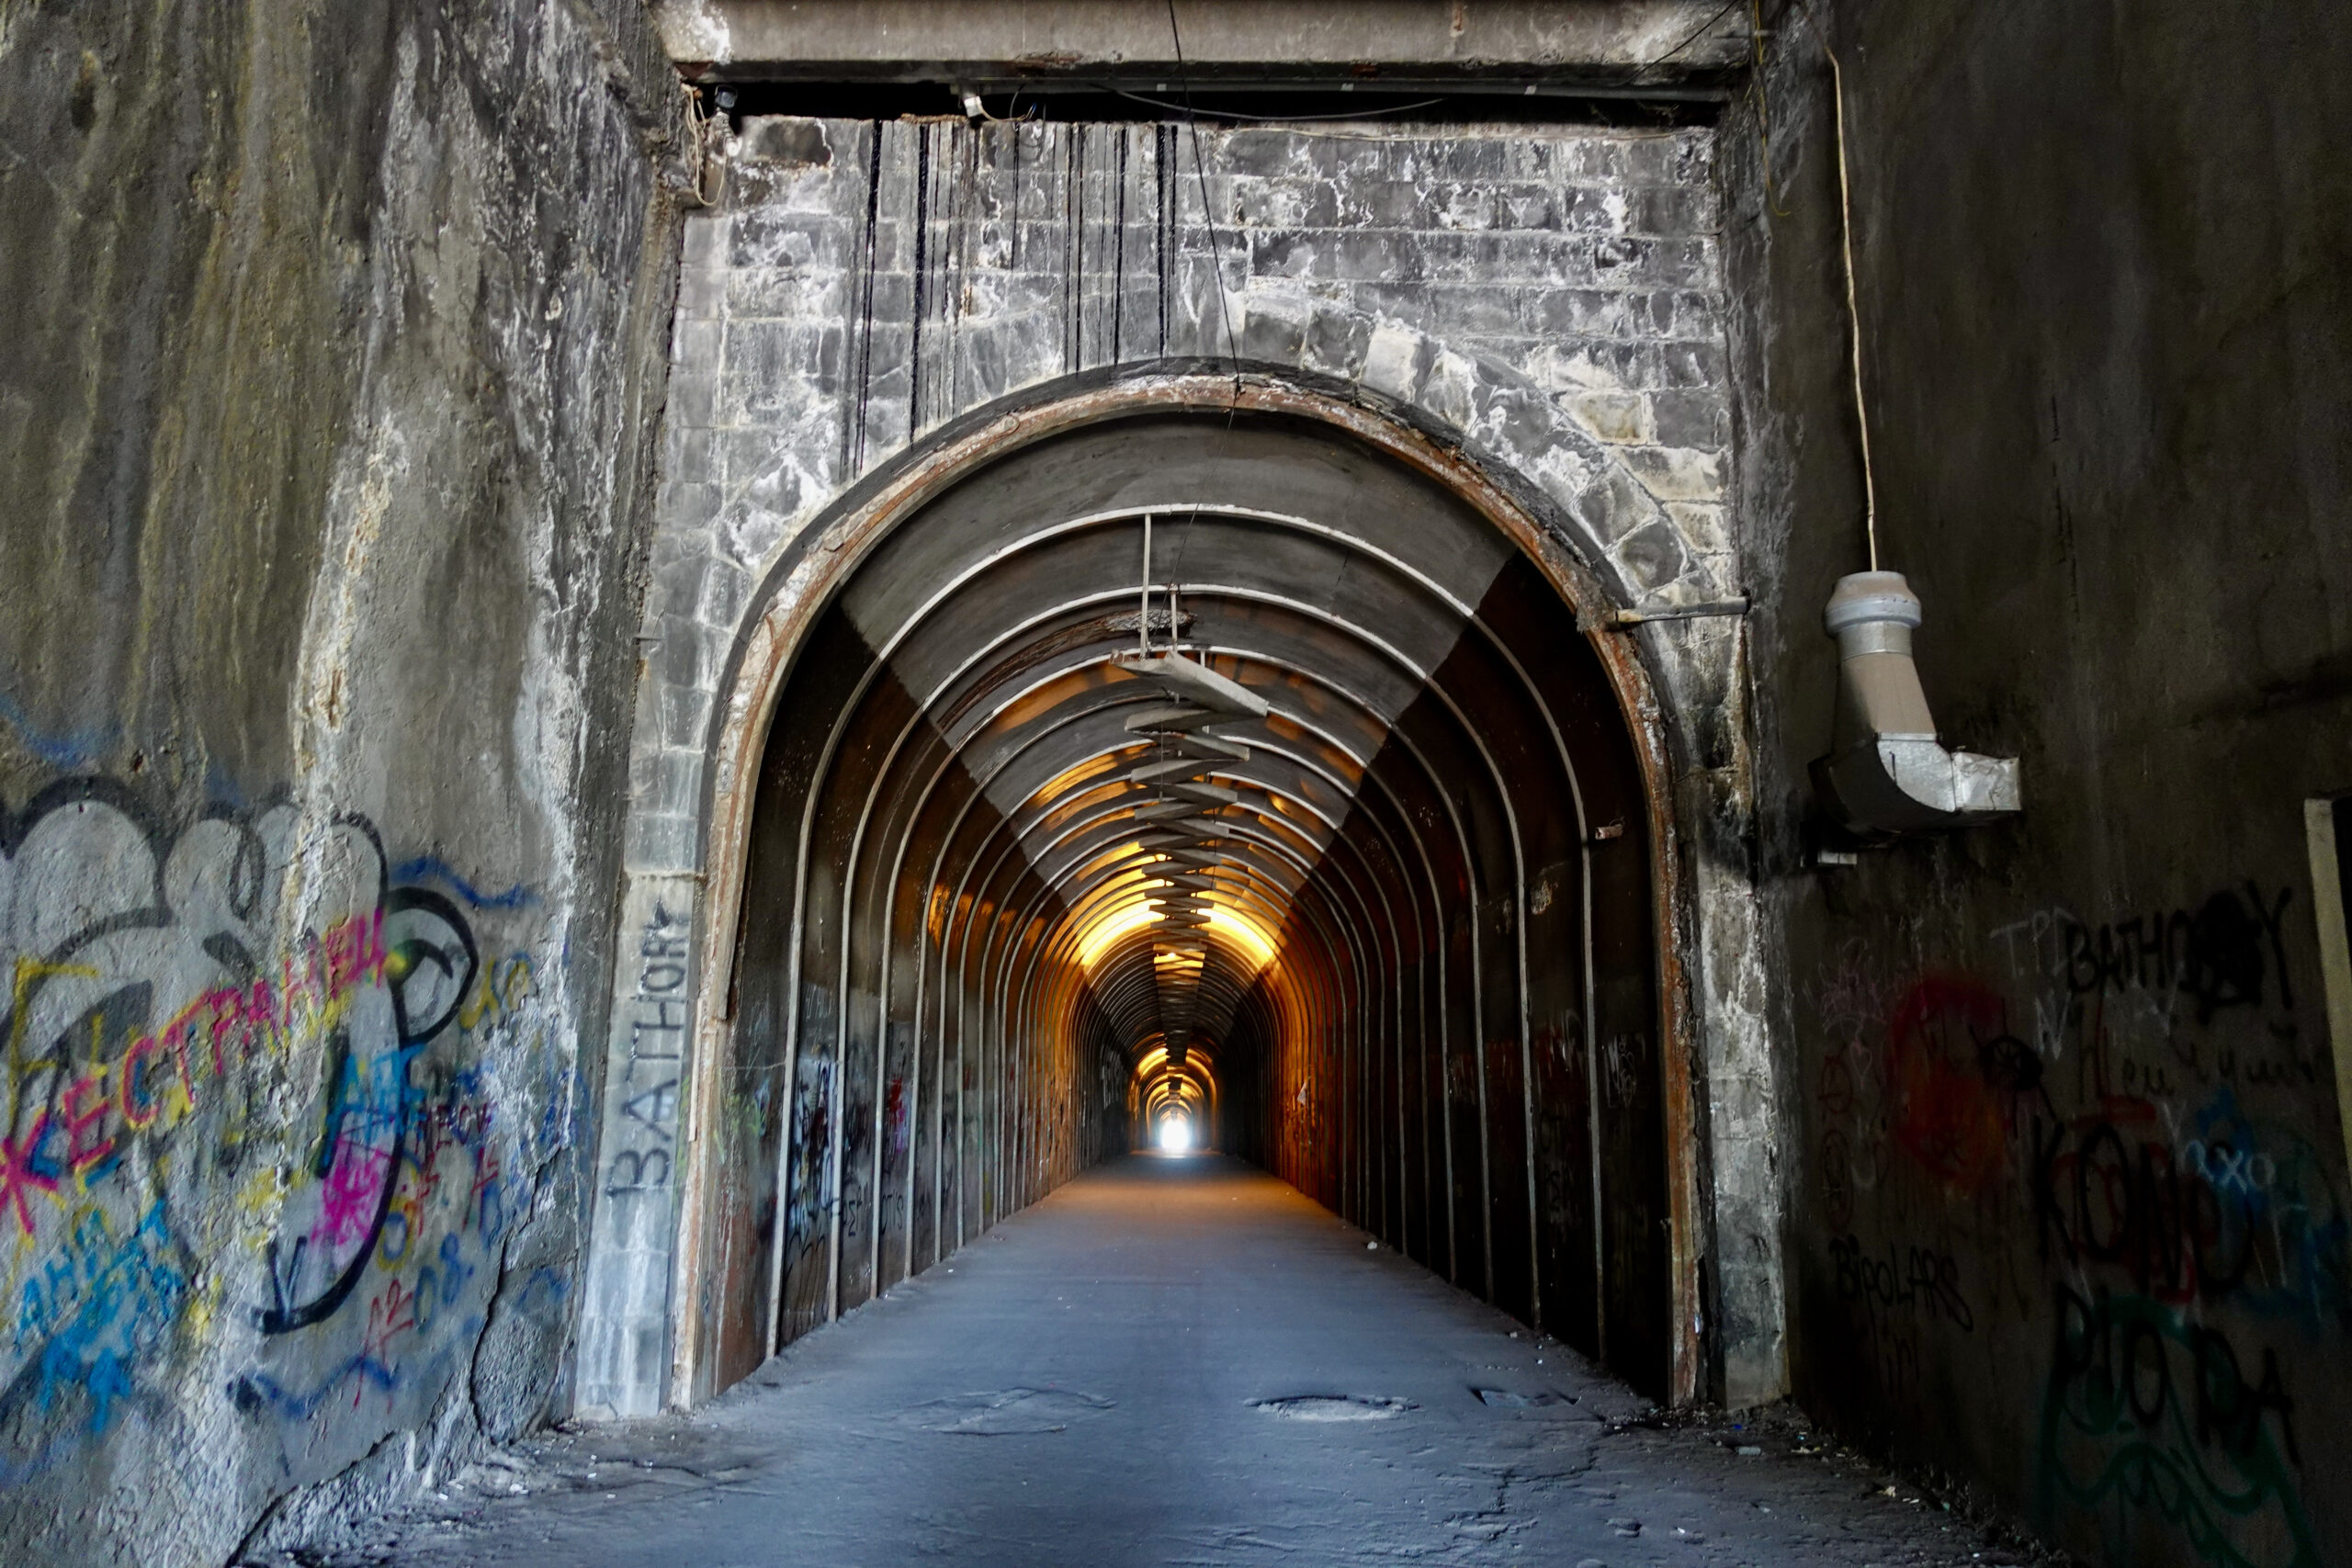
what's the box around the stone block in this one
[1327,177,1419,231]
[1493,188,1558,231]
[627,810,702,873]
[658,682,715,750]
[1575,462,1665,546]
[1345,230,1430,285]
[734,455,808,522]
[1421,284,1524,336]
[630,745,707,818]
[719,322,847,421]
[720,503,796,574]
[739,116,836,168]
[656,480,721,536]
[1249,230,1325,280]
[675,266,725,321]
[673,317,723,379]
[1616,135,1686,186]
[1623,445,1725,502]
[1665,502,1733,559]
[1213,130,1312,179]
[1302,305,1372,380]
[1237,288,1310,367]
[1667,289,1721,338]
[1417,349,1479,434]
[716,428,781,491]
[653,623,705,701]
[1501,138,1557,183]
[1629,185,1717,239]
[1647,235,1719,289]
[654,550,718,621]
[1526,340,1644,395]
[1609,516,1694,593]
[679,213,727,269]
[1528,288,1632,338]
[662,423,716,486]
[1560,186,1632,235]
[730,210,851,271]
[1358,321,1432,402]
[1231,176,1312,230]
[727,267,851,321]
[1565,390,1651,445]
[1428,184,1498,231]
[1659,339,1729,389]
[1650,389,1730,451]
[667,369,718,427]
[1429,138,1509,179]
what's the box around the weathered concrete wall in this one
[584,106,1791,1417]
[0,1,684,1562]
[1723,2,2352,1563]
[651,0,1751,83]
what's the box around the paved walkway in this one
[277,1156,2033,1567]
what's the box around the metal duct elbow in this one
[1809,571,2021,834]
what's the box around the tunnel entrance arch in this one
[669,372,1703,1408]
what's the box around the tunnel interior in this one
[715,411,1670,1400]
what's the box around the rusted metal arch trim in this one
[685,373,1705,1409]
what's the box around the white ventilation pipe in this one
[1810,571,2021,834]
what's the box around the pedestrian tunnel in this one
[699,406,1679,1406]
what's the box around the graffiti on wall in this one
[1810,880,2343,1568]
[0,780,573,1483]
[602,901,687,1201]
[2039,1287,2318,1568]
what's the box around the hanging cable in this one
[1801,5,1880,571]
[1106,86,1450,123]
[679,81,725,209]
[1165,1,1243,383]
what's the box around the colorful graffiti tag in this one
[0,780,571,1483]
[2039,1288,2318,1568]
[1810,881,2344,1568]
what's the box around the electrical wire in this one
[679,81,724,209]
[1594,0,1749,87]
[1747,0,1794,219]
[1164,1,1242,386]
[1804,10,1881,572]
[1105,86,1451,123]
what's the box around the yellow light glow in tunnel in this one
[1068,865,1282,973]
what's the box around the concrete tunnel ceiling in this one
[730,409,1670,1395]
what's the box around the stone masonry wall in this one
[581,110,1788,1416]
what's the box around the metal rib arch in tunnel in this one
[708,410,1674,1406]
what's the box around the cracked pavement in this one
[266,1156,2037,1566]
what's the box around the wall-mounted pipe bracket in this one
[1810,571,2020,836]
[1590,595,1751,630]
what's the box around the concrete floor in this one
[283,1156,2034,1567]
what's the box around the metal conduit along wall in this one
[715,410,1669,1397]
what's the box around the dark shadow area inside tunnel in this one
[705,410,1674,1403]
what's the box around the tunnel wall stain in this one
[0,0,684,1562]
[1723,3,2352,1565]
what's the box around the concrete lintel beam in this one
[659,0,1748,84]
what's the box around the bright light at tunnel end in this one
[1156,1119,1193,1155]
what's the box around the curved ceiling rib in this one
[728,413,1669,1404]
